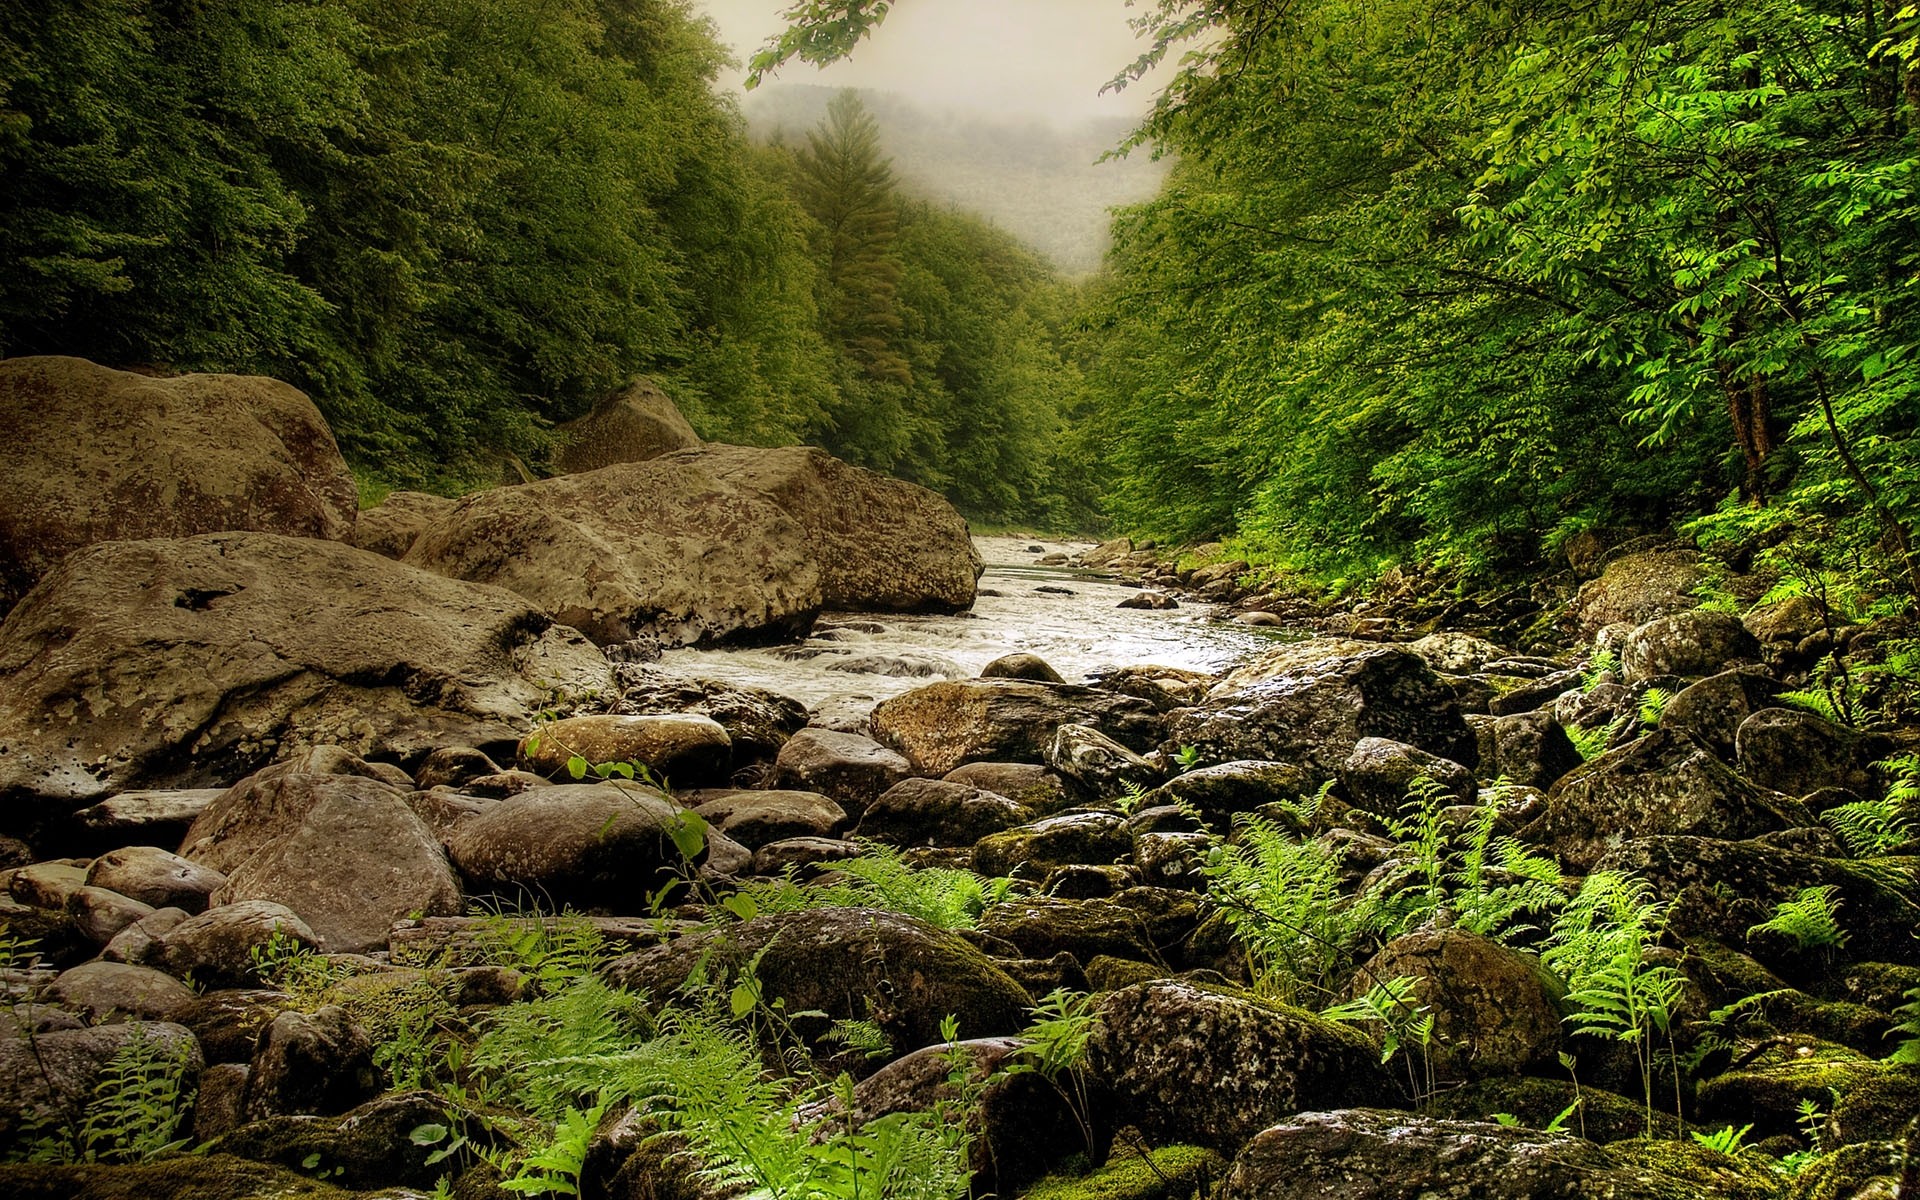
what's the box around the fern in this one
[811,845,1015,931]
[1565,716,1628,762]
[1322,975,1436,1101]
[1202,813,1361,1005]
[1637,686,1672,729]
[20,1028,199,1164]
[1582,648,1620,691]
[1822,795,1916,857]
[1888,987,1920,1066]
[1778,654,1861,727]
[1691,1124,1753,1155]
[1746,886,1848,952]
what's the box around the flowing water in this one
[655,536,1299,721]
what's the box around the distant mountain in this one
[743,84,1170,276]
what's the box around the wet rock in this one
[603,908,1032,1074]
[973,812,1134,879]
[692,790,847,849]
[1171,640,1475,777]
[1347,929,1564,1081]
[158,900,319,987]
[1539,728,1812,872]
[1047,723,1162,793]
[245,1004,377,1119]
[192,1063,251,1142]
[980,653,1067,683]
[1660,668,1783,760]
[768,729,914,820]
[554,377,701,473]
[1219,1109,1779,1200]
[1081,537,1134,568]
[84,846,225,913]
[518,713,732,789]
[0,532,611,826]
[604,664,809,765]
[1735,708,1888,799]
[1339,738,1475,819]
[0,356,356,612]
[855,779,1030,848]
[1094,664,1218,709]
[447,782,693,912]
[1568,549,1706,638]
[1085,981,1392,1153]
[0,1020,202,1145]
[1118,591,1179,610]
[871,679,1162,776]
[1622,611,1761,683]
[826,652,968,679]
[46,960,196,1023]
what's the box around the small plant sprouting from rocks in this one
[18,1028,198,1165]
[1888,987,1920,1066]
[1690,1123,1754,1156]
[1746,886,1848,955]
[1009,988,1102,1161]
[1321,975,1436,1106]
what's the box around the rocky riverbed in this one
[2,356,1918,1199]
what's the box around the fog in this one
[695,0,1171,122]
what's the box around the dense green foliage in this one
[0,1,1091,523]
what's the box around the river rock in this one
[604,664,809,764]
[0,357,356,612]
[1219,1109,1780,1200]
[976,896,1162,964]
[942,762,1074,813]
[1147,761,1321,831]
[65,885,155,944]
[0,532,611,829]
[1410,633,1511,673]
[67,790,223,854]
[0,1020,203,1144]
[1567,548,1706,638]
[692,790,847,849]
[46,960,196,1023]
[1593,835,1920,968]
[1347,929,1565,1081]
[1480,710,1583,791]
[602,908,1033,1072]
[972,811,1133,879]
[350,490,456,560]
[869,679,1162,776]
[1047,723,1162,793]
[245,1004,377,1119]
[157,900,319,986]
[517,713,732,788]
[769,729,914,819]
[84,846,225,913]
[1735,707,1887,798]
[1118,591,1179,610]
[181,750,405,873]
[101,906,191,966]
[1538,728,1812,872]
[1339,737,1476,818]
[1084,981,1392,1153]
[446,782,692,910]
[1622,611,1761,683]
[854,779,1030,848]
[209,1090,455,1190]
[1659,667,1782,760]
[979,653,1067,683]
[1171,640,1475,777]
[554,377,701,473]
[9,860,88,910]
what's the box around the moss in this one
[1603,1139,1784,1200]
[0,1154,360,1200]
[1781,1142,1905,1200]
[1697,1042,1893,1140]
[1019,1144,1227,1200]
[1426,1075,1681,1143]
[1085,956,1166,992]
[1830,1065,1920,1143]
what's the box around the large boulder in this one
[602,908,1033,1071]
[854,779,1031,848]
[554,377,701,473]
[1660,668,1782,760]
[1146,761,1321,832]
[1219,1110,1780,1200]
[1346,929,1565,1081]
[0,357,356,610]
[1538,728,1812,872]
[0,533,611,830]
[517,714,733,788]
[1621,611,1761,683]
[350,491,455,560]
[869,679,1162,776]
[604,664,809,765]
[1567,549,1706,639]
[0,1020,203,1145]
[1083,981,1392,1153]
[1169,640,1476,777]
[406,445,980,648]
[769,728,915,819]
[1735,707,1889,798]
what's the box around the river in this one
[655,535,1297,722]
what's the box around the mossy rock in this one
[1829,961,1920,1013]
[1602,1139,1784,1200]
[0,1154,386,1199]
[1020,1144,1227,1200]
[1425,1076,1681,1144]
[1683,940,1896,1054]
[1780,1141,1905,1200]
[207,1090,452,1190]
[1085,955,1166,992]
[1698,1040,1917,1141]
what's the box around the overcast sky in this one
[694,0,1172,121]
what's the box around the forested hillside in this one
[0,0,1095,525]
